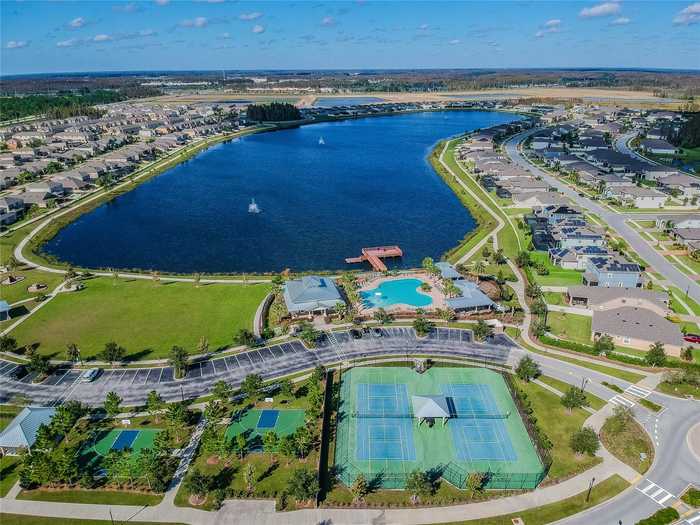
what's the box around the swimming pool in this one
[360,278,433,309]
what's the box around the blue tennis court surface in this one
[256,409,280,429]
[356,383,411,417]
[111,429,139,451]
[443,384,517,461]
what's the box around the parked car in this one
[9,365,27,380]
[79,368,101,382]
[372,327,383,338]
[684,334,700,344]
[350,329,363,339]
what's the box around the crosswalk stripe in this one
[635,479,676,506]
[657,493,674,505]
[650,488,665,498]
[625,385,652,398]
[610,395,635,407]
[685,513,700,524]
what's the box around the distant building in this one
[639,139,677,155]
[592,307,684,356]
[283,275,344,316]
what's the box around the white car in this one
[79,368,101,383]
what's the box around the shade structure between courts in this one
[225,409,305,451]
[334,367,546,490]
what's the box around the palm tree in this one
[66,343,81,364]
[168,346,189,379]
[471,259,487,275]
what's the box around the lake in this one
[43,111,522,273]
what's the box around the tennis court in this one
[225,408,305,451]
[334,366,546,490]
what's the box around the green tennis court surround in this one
[334,366,546,490]
[226,409,305,451]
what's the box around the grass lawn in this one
[515,378,602,481]
[543,292,565,306]
[600,415,654,474]
[529,252,583,287]
[536,376,606,411]
[657,381,700,398]
[9,276,270,360]
[0,405,22,431]
[0,455,21,497]
[0,516,187,525]
[438,474,629,525]
[0,269,64,306]
[17,488,163,506]
[669,286,700,316]
[546,312,592,345]
[676,255,700,274]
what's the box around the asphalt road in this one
[504,130,700,305]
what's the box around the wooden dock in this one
[345,245,403,272]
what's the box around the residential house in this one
[567,285,670,316]
[583,257,642,288]
[0,196,25,225]
[592,307,684,357]
[640,139,677,155]
[605,185,667,209]
[549,245,611,270]
[657,174,700,200]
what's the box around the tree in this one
[286,468,318,502]
[413,317,435,337]
[197,336,209,356]
[494,248,506,265]
[525,282,542,299]
[481,245,491,258]
[593,334,615,355]
[561,387,589,413]
[184,470,211,499]
[241,373,263,399]
[466,472,487,493]
[204,399,226,424]
[263,431,279,461]
[645,342,667,367]
[278,378,294,397]
[373,307,393,324]
[278,435,297,464]
[0,335,17,353]
[165,402,189,444]
[516,251,531,268]
[235,433,247,459]
[570,427,600,456]
[27,351,51,376]
[532,320,548,337]
[104,391,122,418]
[350,473,369,501]
[607,404,633,434]
[516,356,541,382]
[234,329,256,347]
[294,425,314,459]
[530,299,547,317]
[473,320,494,341]
[146,390,164,423]
[681,346,694,362]
[168,345,189,379]
[405,469,433,501]
[310,365,326,384]
[471,259,487,275]
[99,341,126,365]
[65,343,81,364]
[297,322,321,347]
[211,380,234,404]
[244,463,256,494]
[421,256,437,275]
[246,102,301,122]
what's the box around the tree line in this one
[246,102,301,122]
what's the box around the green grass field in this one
[17,489,163,506]
[0,516,186,525]
[9,277,270,360]
[546,312,592,345]
[225,409,305,450]
[536,376,606,410]
[529,252,583,287]
[601,415,654,474]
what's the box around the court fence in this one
[334,368,549,491]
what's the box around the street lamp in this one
[580,377,589,391]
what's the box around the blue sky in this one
[1,1,698,75]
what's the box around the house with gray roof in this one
[567,285,669,317]
[435,262,462,280]
[283,275,345,316]
[445,280,496,313]
[592,307,685,357]
[0,406,56,455]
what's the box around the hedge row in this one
[539,335,649,367]
[635,507,679,525]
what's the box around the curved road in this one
[505,130,700,304]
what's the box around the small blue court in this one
[111,429,139,451]
[256,409,280,429]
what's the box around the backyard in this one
[546,312,592,345]
[8,277,270,361]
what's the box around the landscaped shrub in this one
[635,507,679,525]
[681,487,700,507]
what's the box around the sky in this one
[1,1,699,75]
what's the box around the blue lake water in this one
[43,111,522,273]
[360,278,433,309]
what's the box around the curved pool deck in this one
[359,277,437,310]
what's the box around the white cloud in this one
[252,24,265,34]
[181,17,208,28]
[239,12,263,21]
[418,23,429,30]
[610,16,630,25]
[154,0,170,5]
[139,29,156,37]
[579,2,621,18]
[448,39,461,45]
[93,34,112,42]
[321,16,335,26]
[5,40,28,49]
[535,18,561,37]
[69,17,85,28]
[57,38,78,47]
[673,3,700,25]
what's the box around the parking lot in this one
[0,327,515,406]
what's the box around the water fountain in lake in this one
[318,136,325,145]
[248,198,261,214]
